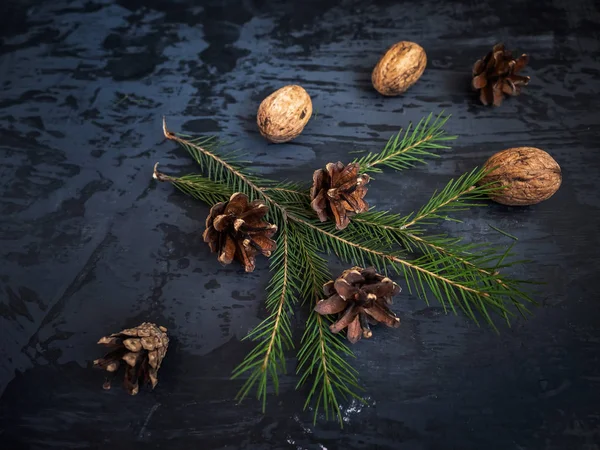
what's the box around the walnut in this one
[371,41,427,96]
[257,85,312,143]
[479,147,562,206]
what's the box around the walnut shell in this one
[371,41,427,96]
[257,85,312,143]
[479,147,562,206]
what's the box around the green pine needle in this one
[353,112,456,173]
[153,113,537,425]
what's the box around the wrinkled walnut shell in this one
[479,147,562,206]
[257,85,312,143]
[371,41,427,96]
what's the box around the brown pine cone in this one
[94,322,169,395]
[472,43,530,106]
[203,192,277,273]
[314,266,401,343]
[310,162,370,231]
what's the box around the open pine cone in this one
[314,266,401,343]
[472,43,530,106]
[310,162,370,231]
[94,322,169,395]
[203,192,277,273]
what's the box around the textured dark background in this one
[1,0,600,448]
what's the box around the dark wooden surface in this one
[1,0,600,448]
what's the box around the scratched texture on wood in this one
[1,0,600,448]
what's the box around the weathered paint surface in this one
[1,0,600,448]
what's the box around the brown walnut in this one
[257,85,312,143]
[479,147,562,206]
[371,41,427,96]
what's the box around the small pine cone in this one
[94,322,169,395]
[314,267,401,343]
[203,192,277,273]
[472,43,530,106]
[310,162,370,231]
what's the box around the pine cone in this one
[310,162,370,231]
[94,322,169,395]
[314,266,401,343]
[472,43,530,106]
[203,192,277,273]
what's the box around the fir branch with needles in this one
[293,221,364,425]
[152,113,537,425]
[352,112,456,173]
[231,224,296,409]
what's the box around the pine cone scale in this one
[330,200,351,230]
[225,193,249,215]
[213,214,233,232]
[342,192,368,215]
[217,234,236,265]
[329,162,358,186]
[97,336,121,346]
[480,84,493,105]
[310,169,326,195]
[311,190,329,222]
[364,304,401,328]
[239,203,269,222]
[314,294,346,315]
[123,338,143,352]
[148,369,159,388]
[323,280,336,296]
[207,202,226,224]
[248,234,277,254]
[513,54,529,73]
[122,352,142,367]
[472,73,487,89]
[334,278,359,300]
[124,365,140,395]
[361,277,399,297]
[236,242,256,272]
[329,304,358,333]
[347,316,362,344]
[473,58,485,75]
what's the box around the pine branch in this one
[162,118,287,223]
[398,167,498,229]
[153,163,232,204]
[231,225,297,410]
[353,112,456,173]
[293,222,362,426]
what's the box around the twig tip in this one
[162,116,174,139]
